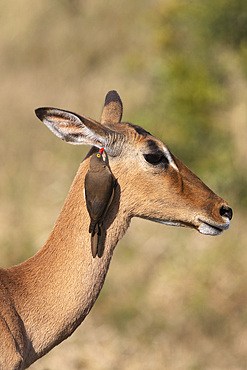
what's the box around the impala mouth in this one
[198,218,231,236]
[144,216,231,236]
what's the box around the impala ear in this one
[35,107,112,148]
[101,90,123,125]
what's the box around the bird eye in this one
[143,152,168,166]
[97,153,101,158]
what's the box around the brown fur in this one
[0,91,232,369]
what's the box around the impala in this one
[0,91,232,369]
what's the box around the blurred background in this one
[0,0,246,369]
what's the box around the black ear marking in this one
[104,90,122,106]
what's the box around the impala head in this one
[35,90,232,236]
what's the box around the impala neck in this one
[7,156,130,365]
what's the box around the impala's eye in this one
[143,152,168,166]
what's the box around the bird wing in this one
[85,171,114,223]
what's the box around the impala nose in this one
[220,205,233,220]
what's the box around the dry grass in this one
[0,1,246,369]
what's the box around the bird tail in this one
[91,232,99,258]
[91,223,104,258]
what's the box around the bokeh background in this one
[0,0,246,369]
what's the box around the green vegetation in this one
[0,0,246,369]
[141,0,247,208]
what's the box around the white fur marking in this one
[198,219,230,236]
[162,146,178,170]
